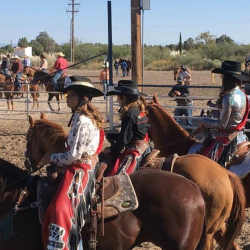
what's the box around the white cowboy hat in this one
[13,55,20,59]
[102,61,109,68]
[2,55,7,58]
[57,52,65,57]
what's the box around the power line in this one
[66,0,80,63]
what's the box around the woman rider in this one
[40,76,104,250]
[199,61,249,167]
[104,80,151,175]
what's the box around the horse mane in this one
[147,103,195,141]
[34,119,67,148]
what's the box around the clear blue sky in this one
[1,0,250,46]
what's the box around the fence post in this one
[211,73,215,84]
[26,83,29,120]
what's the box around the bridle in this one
[25,127,45,172]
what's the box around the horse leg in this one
[6,100,10,110]
[48,94,54,111]
[36,93,39,110]
[56,94,61,111]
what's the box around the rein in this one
[154,127,202,150]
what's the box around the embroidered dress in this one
[42,113,103,250]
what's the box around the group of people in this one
[35,59,250,250]
[114,58,131,77]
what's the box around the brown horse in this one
[21,67,40,110]
[32,71,64,111]
[24,114,245,250]
[0,74,15,110]
[146,95,250,212]
[1,151,207,249]
[144,96,246,250]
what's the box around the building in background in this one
[13,47,32,58]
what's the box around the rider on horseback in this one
[198,61,249,167]
[104,80,151,175]
[40,76,104,250]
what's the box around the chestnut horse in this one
[32,71,64,111]
[146,94,250,208]
[0,74,15,110]
[0,160,207,250]
[24,114,245,250]
[22,66,40,110]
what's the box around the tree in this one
[183,38,195,51]
[29,40,44,56]
[36,32,56,53]
[195,31,216,45]
[215,35,234,44]
[18,37,29,47]
[167,44,176,51]
[179,33,183,54]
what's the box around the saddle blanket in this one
[228,151,250,179]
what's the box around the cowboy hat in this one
[107,80,147,96]
[13,55,19,59]
[177,76,184,82]
[62,75,104,97]
[57,52,65,57]
[103,61,109,68]
[2,55,7,59]
[212,61,249,81]
[40,54,46,58]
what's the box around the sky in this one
[1,0,250,47]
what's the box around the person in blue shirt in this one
[22,55,31,67]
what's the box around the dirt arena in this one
[0,69,250,249]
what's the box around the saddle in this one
[37,163,138,224]
[227,141,250,167]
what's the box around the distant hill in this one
[0,43,17,48]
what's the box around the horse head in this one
[146,95,195,156]
[174,67,181,81]
[24,114,67,171]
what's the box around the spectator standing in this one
[11,55,23,92]
[39,54,48,72]
[1,55,9,75]
[178,65,191,84]
[99,61,109,99]
[50,52,68,91]
[114,59,119,77]
[22,55,31,67]
[168,76,193,127]
[121,60,128,77]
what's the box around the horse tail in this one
[195,213,207,250]
[221,171,246,250]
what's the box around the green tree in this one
[36,31,56,53]
[179,33,183,54]
[18,37,29,47]
[195,31,216,45]
[29,40,44,56]
[183,38,195,51]
[215,34,234,44]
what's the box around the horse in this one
[146,94,250,209]
[32,71,64,111]
[0,160,207,250]
[24,114,245,250]
[174,66,192,85]
[21,67,40,110]
[0,74,15,110]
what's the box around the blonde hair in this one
[119,95,146,119]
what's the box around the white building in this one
[13,47,32,58]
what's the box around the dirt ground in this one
[0,69,249,249]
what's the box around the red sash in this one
[234,95,249,131]
[95,129,105,154]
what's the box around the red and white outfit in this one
[42,112,104,250]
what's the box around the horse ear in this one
[153,93,159,104]
[40,112,46,119]
[28,115,34,127]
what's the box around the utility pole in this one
[67,0,80,63]
[131,0,142,91]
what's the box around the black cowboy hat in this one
[61,76,104,97]
[107,80,147,96]
[212,60,249,81]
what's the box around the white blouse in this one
[51,113,100,166]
